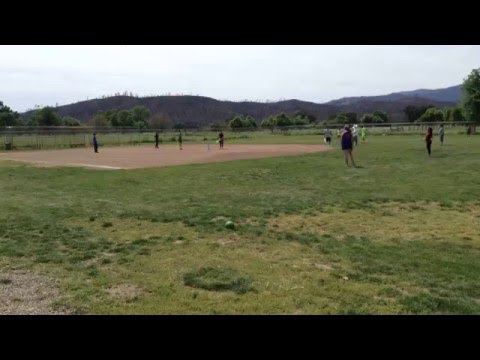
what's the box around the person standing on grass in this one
[352,124,359,147]
[93,133,99,153]
[360,126,367,143]
[324,128,332,146]
[425,127,433,157]
[178,131,183,150]
[155,132,159,149]
[341,125,356,167]
[438,125,445,146]
[218,131,224,149]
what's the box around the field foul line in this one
[0,158,123,170]
[73,163,124,170]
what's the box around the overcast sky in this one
[1,45,479,112]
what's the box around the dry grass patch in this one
[267,202,480,244]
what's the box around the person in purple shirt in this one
[341,125,356,167]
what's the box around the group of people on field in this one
[327,122,463,167]
[91,130,225,154]
[92,124,473,164]
[153,130,224,150]
[324,125,367,167]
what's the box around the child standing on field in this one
[178,131,183,150]
[438,125,445,145]
[425,127,433,156]
[360,126,367,143]
[352,124,359,146]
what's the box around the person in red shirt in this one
[425,127,433,157]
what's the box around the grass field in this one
[1,133,479,314]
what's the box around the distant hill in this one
[326,85,461,106]
[20,85,461,125]
[393,85,462,103]
[23,96,339,126]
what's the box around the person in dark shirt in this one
[425,127,433,156]
[178,131,183,150]
[341,126,356,167]
[154,132,159,149]
[218,131,224,149]
[93,133,99,153]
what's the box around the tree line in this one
[2,68,480,128]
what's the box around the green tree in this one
[294,111,316,123]
[360,114,374,123]
[462,68,480,122]
[63,117,81,126]
[451,107,465,122]
[333,113,349,124]
[114,110,130,127]
[0,101,20,126]
[260,117,274,127]
[149,114,172,129]
[293,115,308,125]
[345,112,357,124]
[29,107,62,126]
[417,108,444,122]
[274,113,293,126]
[373,111,388,123]
[243,115,257,127]
[92,113,110,127]
[128,106,151,128]
[443,107,453,122]
[260,116,276,133]
[229,116,244,129]
[404,105,434,122]
[372,116,385,123]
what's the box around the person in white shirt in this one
[352,124,359,147]
[324,128,332,145]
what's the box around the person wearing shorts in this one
[324,128,332,145]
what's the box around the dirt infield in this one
[0,144,332,170]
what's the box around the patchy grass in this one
[0,134,479,314]
[183,266,254,294]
